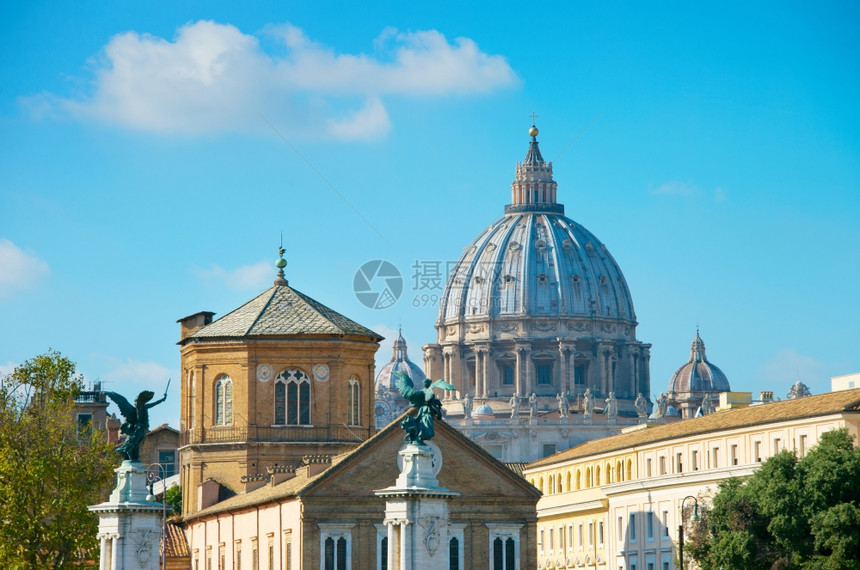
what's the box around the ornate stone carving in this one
[419,516,441,556]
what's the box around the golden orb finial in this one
[529,125,539,137]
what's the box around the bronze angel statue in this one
[103,380,169,461]
[393,372,455,444]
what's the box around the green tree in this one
[0,351,117,569]
[164,485,182,516]
[688,428,860,569]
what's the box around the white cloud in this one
[758,348,829,387]
[0,361,17,378]
[25,21,517,140]
[102,358,173,388]
[0,239,50,299]
[192,260,272,290]
[88,355,178,427]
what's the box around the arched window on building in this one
[557,472,563,493]
[214,375,233,425]
[275,369,311,425]
[595,465,601,486]
[575,470,581,490]
[566,471,572,492]
[626,459,633,480]
[585,467,591,488]
[617,460,623,482]
[348,376,360,426]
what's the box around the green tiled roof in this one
[188,284,382,341]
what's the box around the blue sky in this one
[2,1,859,428]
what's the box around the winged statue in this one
[103,380,169,461]
[393,371,455,444]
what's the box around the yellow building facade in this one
[525,388,860,570]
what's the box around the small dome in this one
[668,331,731,394]
[473,404,494,417]
[375,329,426,391]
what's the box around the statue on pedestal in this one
[462,394,473,419]
[583,388,595,419]
[604,392,618,420]
[634,393,649,418]
[528,393,538,418]
[394,372,455,444]
[104,381,169,461]
[557,393,569,418]
[509,394,521,418]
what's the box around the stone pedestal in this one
[89,460,164,570]
[375,443,459,570]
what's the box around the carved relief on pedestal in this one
[419,516,442,556]
[532,320,556,332]
[568,321,590,332]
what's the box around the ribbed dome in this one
[437,128,635,324]
[375,329,426,391]
[668,332,730,393]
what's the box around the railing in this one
[74,391,106,403]
[180,425,374,446]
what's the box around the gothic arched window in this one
[214,375,233,425]
[348,376,360,426]
[275,369,311,425]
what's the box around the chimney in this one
[759,391,774,403]
[198,478,222,510]
[240,473,269,493]
[303,455,332,477]
[177,311,216,343]
[267,465,297,487]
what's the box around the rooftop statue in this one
[104,381,169,461]
[394,372,455,444]
[634,393,649,417]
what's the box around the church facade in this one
[424,125,651,415]
[177,251,382,518]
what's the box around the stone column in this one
[515,348,523,396]
[557,341,570,394]
[375,444,460,570]
[90,461,164,570]
[481,349,489,398]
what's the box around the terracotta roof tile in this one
[164,521,189,557]
[528,388,860,469]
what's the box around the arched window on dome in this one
[274,369,311,426]
[214,375,232,426]
[348,376,360,426]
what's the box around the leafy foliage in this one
[164,485,182,516]
[0,351,118,568]
[688,428,860,569]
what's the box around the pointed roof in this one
[522,127,546,167]
[184,283,382,342]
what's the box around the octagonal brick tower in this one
[424,124,650,414]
